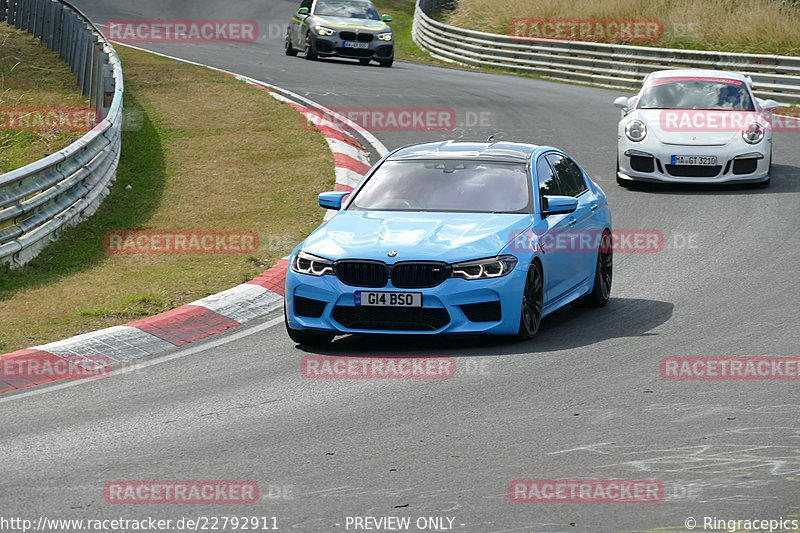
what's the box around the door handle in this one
[568,216,577,227]
[591,203,599,212]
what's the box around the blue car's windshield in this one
[314,0,380,19]
[637,77,755,111]
[348,160,531,213]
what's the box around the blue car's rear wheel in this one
[579,230,612,307]
[285,306,333,346]
[516,261,543,340]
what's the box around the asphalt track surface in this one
[2,1,799,531]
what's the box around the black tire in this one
[304,34,317,60]
[579,230,612,307]
[359,58,371,65]
[516,261,543,340]
[285,32,298,56]
[285,310,333,346]
[616,158,629,187]
[378,56,393,68]
[758,147,772,188]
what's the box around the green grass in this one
[374,0,447,63]
[0,24,90,172]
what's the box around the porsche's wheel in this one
[616,158,628,187]
[759,147,772,188]
[516,262,543,340]
[359,58,371,65]
[304,35,318,60]
[580,230,613,307]
[285,309,333,346]
[285,32,298,56]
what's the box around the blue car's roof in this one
[389,140,540,163]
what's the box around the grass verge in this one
[0,45,333,353]
[0,24,90,173]
[445,0,800,56]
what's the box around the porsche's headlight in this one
[451,255,518,280]
[625,119,647,142]
[291,251,334,276]
[742,122,765,144]
[313,25,335,36]
[377,32,393,41]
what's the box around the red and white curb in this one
[0,46,385,395]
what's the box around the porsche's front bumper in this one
[617,135,771,184]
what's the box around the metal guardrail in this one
[413,0,800,106]
[0,0,123,268]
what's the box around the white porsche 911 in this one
[614,69,778,186]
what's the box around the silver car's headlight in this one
[313,25,336,36]
[742,122,765,144]
[625,119,647,142]
[377,32,393,41]
[291,251,334,276]
[451,255,518,280]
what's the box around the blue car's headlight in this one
[451,255,518,280]
[291,251,334,276]
[377,32,393,41]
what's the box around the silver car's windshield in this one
[314,0,380,19]
[348,160,531,213]
[637,77,755,111]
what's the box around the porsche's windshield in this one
[348,160,531,213]
[637,77,755,111]
[314,0,380,19]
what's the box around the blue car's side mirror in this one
[318,191,350,210]
[542,195,578,216]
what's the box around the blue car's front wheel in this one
[516,261,543,340]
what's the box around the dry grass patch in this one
[0,45,333,352]
[446,0,800,55]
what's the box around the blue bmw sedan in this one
[285,140,612,345]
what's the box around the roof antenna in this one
[487,135,495,143]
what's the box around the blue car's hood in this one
[302,211,533,262]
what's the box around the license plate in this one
[355,291,422,307]
[671,155,717,166]
[343,41,369,49]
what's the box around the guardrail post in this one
[7,0,16,25]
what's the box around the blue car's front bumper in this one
[285,263,528,336]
